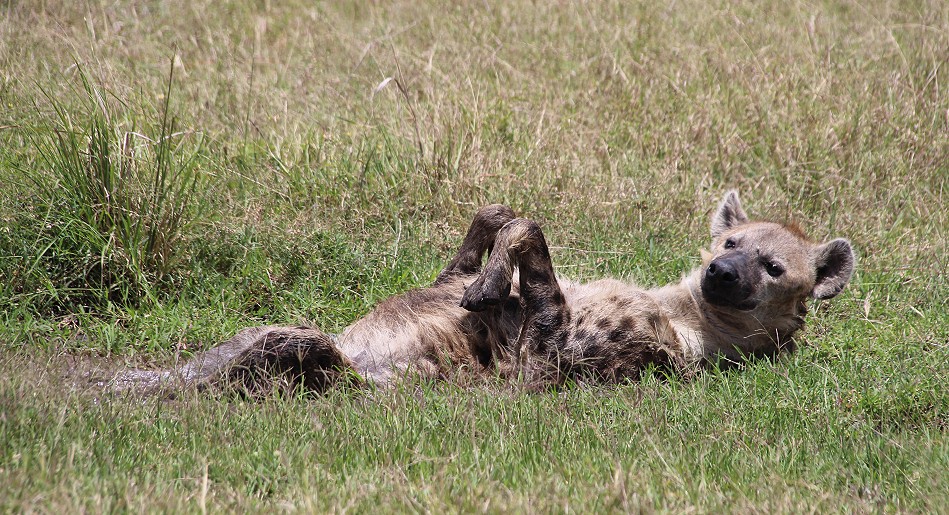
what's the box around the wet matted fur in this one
[112,192,855,394]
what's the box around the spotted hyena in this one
[114,192,855,393]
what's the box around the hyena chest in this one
[560,279,685,380]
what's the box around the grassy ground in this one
[1,0,946,511]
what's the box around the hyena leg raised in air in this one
[435,204,516,285]
[460,218,572,383]
[112,326,360,395]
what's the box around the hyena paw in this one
[460,273,512,311]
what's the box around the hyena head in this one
[700,191,855,348]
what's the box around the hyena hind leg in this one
[110,326,360,396]
[460,218,572,384]
[219,326,361,395]
[435,204,516,284]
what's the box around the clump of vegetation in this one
[15,64,204,310]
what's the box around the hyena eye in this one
[724,239,736,249]
[764,261,785,278]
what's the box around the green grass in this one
[1,0,946,511]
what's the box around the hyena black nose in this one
[707,259,739,284]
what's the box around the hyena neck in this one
[654,270,796,364]
[652,273,709,363]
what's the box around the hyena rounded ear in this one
[710,190,750,239]
[811,238,856,299]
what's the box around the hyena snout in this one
[706,259,739,284]
[702,254,756,309]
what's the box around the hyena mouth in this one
[700,280,757,311]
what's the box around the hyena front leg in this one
[460,218,572,384]
[435,204,516,285]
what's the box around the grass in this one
[1,0,947,511]
[24,62,204,308]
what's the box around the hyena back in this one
[112,192,854,393]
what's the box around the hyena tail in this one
[109,325,361,396]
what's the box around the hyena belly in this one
[337,275,522,384]
[559,279,686,381]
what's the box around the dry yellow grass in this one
[4,2,945,245]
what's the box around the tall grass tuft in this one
[25,62,204,309]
